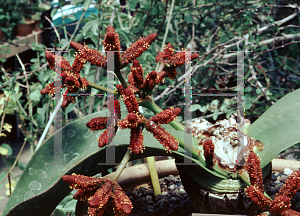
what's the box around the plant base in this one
[176,159,271,215]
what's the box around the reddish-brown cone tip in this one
[146,121,179,152]
[89,182,112,208]
[245,185,271,210]
[281,209,300,215]
[150,107,181,124]
[40,82,55,96]
[144,33,157,44]
[247,151,263,192]
[122,88,139,114]
[203,139,214,160]
[70,41,84,52]
[269,196,291,215]
[129,127,144,154]
[63,173,132,216]
[45,50,55,69]
[278,170,300,198]
[121,33,157,64]
[86,117,108,131]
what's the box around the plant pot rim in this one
[103,158,295,187]
[104,159,179,187]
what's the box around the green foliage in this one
[3,109,245,215]
[246,88,300,168]
[1,0,300,215]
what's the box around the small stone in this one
[177,188,186,195]
[158,199,169,208]
[147,200,154,205]
[175,182,182,187]
[148,208,154,213]
[277,174,288,182]
[139,187,146,193]
[271,174,277,181]
[169,197,177,203]
[146,195,153,202]
[169,175,176,182]
[274,183,284,191]
[168,184,175,190]
[156,194,165,201]
[132,188,139,196]
[172,189,179,196]
[273,180,281,184]
[283,168,293,176]
[161,191,168,196]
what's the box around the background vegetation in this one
[0,0,299,215]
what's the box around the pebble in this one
[168,184,175,190]
[169,175,176,182]
[274,183,284,191]
[139,187,146,194]
[177,188,186,195]
[277,174,288,182]
[147,208,154,213]
[124,170,300,216]
[123,175,193,216]
[273,180,281,184]
[169,197,177,203]
[283,168,293,176]
[161,191,168,196]
[271,174,277,181]
[176,182,182,187]
[146,195,152,202]
[157,199,169,208]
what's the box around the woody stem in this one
[88,82,114,94]
[110,149,131,181]
[114,69,128,89]
[147,157,161,196]
[108,69,129,182]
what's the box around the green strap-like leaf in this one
[6,104,268,215]
[246,88,300,168]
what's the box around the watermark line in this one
[192,93,237,96]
